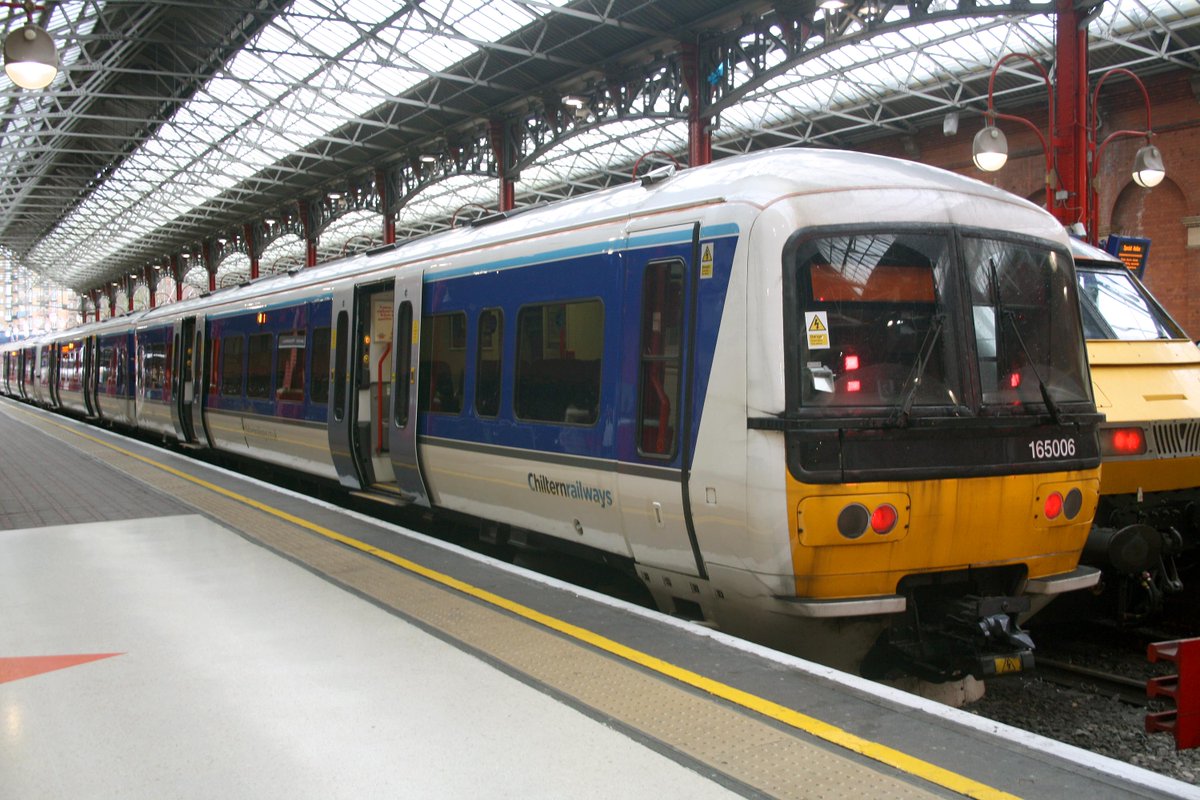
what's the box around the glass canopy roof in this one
[3,0,1197,293]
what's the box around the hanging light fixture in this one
[4,2,58,90]
[971,124,1008,172]
[1131,143,1165,188]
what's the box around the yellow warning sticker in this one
[700,241,714,279]
[805,311,830,349]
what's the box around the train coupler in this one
[863,594,1035,682]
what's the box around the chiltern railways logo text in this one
[528,472,613,509]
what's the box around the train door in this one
[328,280,396,491]
[618,221,706,578]
[171,316,199,443]
[190,316,213,446]
[46,343,60,408]
[387,270,430,506]
[83,335,97,416]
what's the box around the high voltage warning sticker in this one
[700,242,714,278]
[805,311,830,349]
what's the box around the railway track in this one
[1035,657,1153,707]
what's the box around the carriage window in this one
[419,313,465,414]
[221,335,244,396]
[515,300,603,424]
[311,327,331,405]
[144,341,167,392]
[638,262,683,456]
[276,332,306,402]
[247,333,272,399]
[476,309,503,418]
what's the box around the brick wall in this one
[859,69,1200,337]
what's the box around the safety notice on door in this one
[700,241,714,279]
[805,311,830,349]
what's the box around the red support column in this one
[243,223,260,280]
[106,285,116,319]
[1053,0,1089,231]
[171,255,183,302]
[377,169,396,244]
[127,276,134,313]
[88,290,100,322]
[682,41,712,168]
[489,119,516,212]
[202,241,216,292]
[146,266,157,309]
[298,201,317,267]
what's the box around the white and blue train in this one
[2,149,1107,681]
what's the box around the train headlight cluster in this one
[1100,426,1148,457]
[1034,485,1091,526]
[802,495,910,546]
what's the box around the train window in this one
[275,332,306,402]
[475,308,502,418]
[1075,267,1185,341]
[393,302,412,427]
[514,300,603,424]
[98,345,115,393]
[965,238,1090,407]
[246,333,272,399]
[638,262,683,456]
[221,335,245,396]
[311,327,331,405]
[796,233,958,409]
[333,313,349,420]
[419,312,465,414]
[144,341,167,393]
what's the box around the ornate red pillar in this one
[682,41,712,168]
[489,119,516,212]
[244,223,260,280]
[1053,0,1089,231]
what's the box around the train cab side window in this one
[275,332,306,403]
[515,300,603,425]
[221,335,245,396]
[475,308,503,418]
[144,341,167,393]
[310,327,331,405]
[247,333,272,399]
[638,262,683,456]
[419,312,465,414]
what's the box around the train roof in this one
[1068,237,1124,267]
[135,147,1058,325]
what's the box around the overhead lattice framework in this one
[1,0,1198,296]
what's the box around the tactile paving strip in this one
[10,405,944,800]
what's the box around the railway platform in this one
[1,396,1196,800]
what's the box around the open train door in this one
[170,316,199,443]
[328,279,399,493]
[387,269,429,507]
[617,221,706,579]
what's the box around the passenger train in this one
[1071,239,1200,621]
[2,148,1106,682]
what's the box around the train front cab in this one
[1072,239,1200,620]
[737,199,1104,682]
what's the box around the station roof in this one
[1,0,1197,294]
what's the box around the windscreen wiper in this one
[889,312,945,428]
[990,259,1061,425]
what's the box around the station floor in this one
[2,396,1198,800]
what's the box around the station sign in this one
[1102,235,1151,279]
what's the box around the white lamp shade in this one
[972,125,1008,172]
[1131,144,1165,188]
[4,24,58,90]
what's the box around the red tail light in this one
[871,504,898,534]
[1044,492,1063,519]
[1106,427,1147,456]
[846,380,861,392]
[844,354,860,371]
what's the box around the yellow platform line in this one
[30,409,1018,800]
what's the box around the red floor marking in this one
[0,653,123,684]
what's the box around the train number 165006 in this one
[1028,438,1076,460]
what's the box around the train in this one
[1071,238,1200,621]
[1,148,1106,684]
